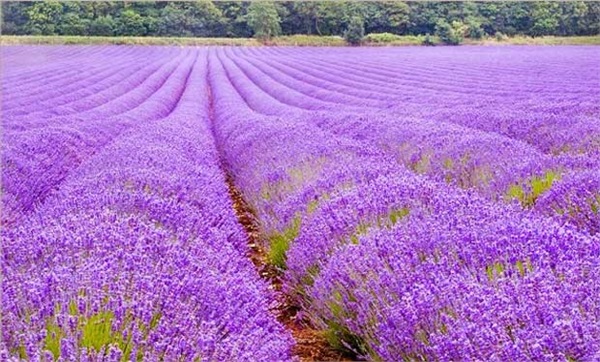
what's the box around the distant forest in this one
[2,1,600,39]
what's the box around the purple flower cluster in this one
[2,47,293,360]
[207,46,600,360]
[3,44,599,360]
[221,47,600,221]
[535,170,600,234]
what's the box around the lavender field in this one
[2,45,600,361]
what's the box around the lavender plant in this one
[2,44,599,360]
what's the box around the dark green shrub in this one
[58,13,89,36]
[495,32,508,41]
[344,16,365,46]
[89,16,116,37]
[364,32,401,43]
[247,1,281,41]
[116,10,147,36]
[422,33,435,46]
[504,26,517,37]
[466,19,485,39]
[435,20,465,45]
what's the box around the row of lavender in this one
[209,46,600,360]
[222,46,600,235]
[3,45,598,360]
[1,47,293,360]
[2,47,194,226]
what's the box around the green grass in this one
[465,35,600,46]
[348,207,410,245]
[38,301,162,361]
[269,34,346,46]
[295,206,409,292]
[3,34,598,47]
[363,33,429,46]
[507,171,559,207]
[324,290,371,356]
[43,310,122,360]
[267,214,301,269]
[80,311,118,352]
[486,259,533,281]
[0,35,261,46]
[44,319,64,360]
[409,154,431,174]
[0,34,342,47]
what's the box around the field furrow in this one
[2,47,294,361]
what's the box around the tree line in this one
[2,1,599,41]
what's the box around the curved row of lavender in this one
[222,46,600,236]
[208,46,600,360]
[3,45,599,361]
[1,47,293,360]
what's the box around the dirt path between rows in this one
[225,175,355,362]
[207,52,355,360]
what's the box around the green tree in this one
[89,15,116,36]
[247,1,281,40]
[530,2,560,36]
[86,2,120,18]
[465,16,485,39]
[364,2,410,34]
[435,19,465,45]
[408,2,441,35]
[422,33,435,46]
[116,9,146,36]
[25,1,63,35]
[215,1,252,37]
[158,4,189,37]
[286,2,322,35]
[558,2,588,36]
[192,1,226,36]
[582,1,600,35]
[2,1,600,40]
[58,12,89,35]
[308,2,354,36]
[158,2,225,37]
[503,3,533,36]
[1,2,30,35]
[344,16,364,45]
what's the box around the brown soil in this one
[225,174,356,362]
